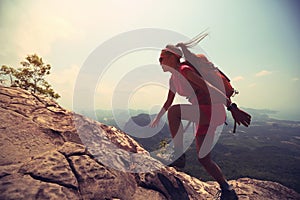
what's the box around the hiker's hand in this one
[150,117,160,128]
[230,106,251,127]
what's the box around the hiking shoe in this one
[168,153,186,168]
[218,188,238,200]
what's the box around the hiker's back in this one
[194,54,234,99]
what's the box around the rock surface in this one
[1,86,300,200]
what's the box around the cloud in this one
[14,13,75,57]
[1,1,80,61]
[292,77,299,81]
[232,76,244,82]
[48,65,80,85]
[47,65,80,109]
[255,70,272,77]
[249,83,257,88]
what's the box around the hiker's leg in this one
[196,133,230,190]
[167,104,184,154]
[168,104,209,154]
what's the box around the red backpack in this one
[188,53,236,99]
[178,42,249,133]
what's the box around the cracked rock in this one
[0,174,80,200]
[19,150,78,190]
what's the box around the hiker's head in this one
[159,45,182,72]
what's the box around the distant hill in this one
[123,113,171,151]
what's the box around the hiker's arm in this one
[150,80,176,127]
[183,69,231,107]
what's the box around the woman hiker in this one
[150,37,251,200]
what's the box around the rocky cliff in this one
[1,86,299,200]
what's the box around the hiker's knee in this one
[168,104,181,120]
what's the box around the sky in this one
[1,0,300,120]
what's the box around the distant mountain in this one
[123,113,170,151]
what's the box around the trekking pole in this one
[233,120,237,133]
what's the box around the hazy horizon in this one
[1,0,299,121]
[90,107,300,122]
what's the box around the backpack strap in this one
[217,68,231,82]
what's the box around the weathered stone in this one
[57,141,86,156]
[19,150,78,189]
[0,174,79,200]
[132,187,167,200]
[0,107,64,165]
[69,155,136,200]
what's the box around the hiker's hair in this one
[180,29,210,66]
[164,44,183,57]
[163,29,210,66]
[182,29,209,48]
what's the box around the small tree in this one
[0,65,17,86]
[0,54,60,99]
